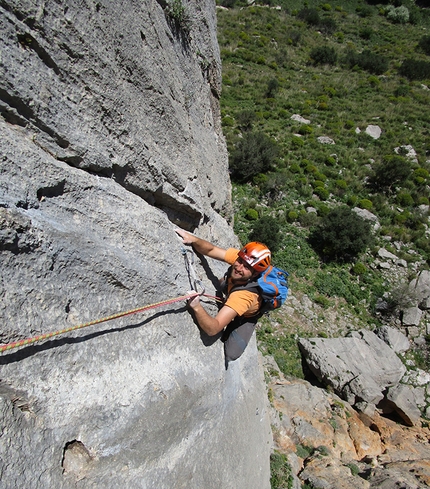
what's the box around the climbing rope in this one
[0,291,220,354]
[0,244,223,354]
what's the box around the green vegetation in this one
[217,0,430,380]
[270,451,294,489]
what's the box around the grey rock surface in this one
[375,325,410,353]
[402,306,423,326]
[0,1,271,488]
[409,270,430,304]
[298,330,406,407]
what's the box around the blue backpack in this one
[226,265,289,314]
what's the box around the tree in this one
[309,206,373,262]
[368,155,411,193]
[310,46,337,66]
[229,132,280,183]
[249,216,281,252]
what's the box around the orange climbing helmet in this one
[238,241,271,273]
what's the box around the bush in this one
[237,110,256,131]
[270,452,293,489]
[386,5,409,24]
[310,46,337,66]
[297,8,320,26]
[249,216,281,252]
[309,206,374,262]
[396,192,414,207]
[343,49,389,75]
[359,199,373,210]
[352,262,367,275]
[266,78,279,98]
[287,210,299,222]
[229,132,280,183]
[418,35,430,56]
[368,155,411,193]
[314,187,330,200]
[246,208,259,220]
[357,5,374,18]
[319,17,337,35]
[399,59,430,80]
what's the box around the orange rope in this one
[0,292,223,354]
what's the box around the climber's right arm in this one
[175,228,226,261]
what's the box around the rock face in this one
[298,328,429,427]
[0,2,271,488]
[263,356,430,489]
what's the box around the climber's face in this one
[231,256,256,283]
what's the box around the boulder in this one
[317,136,335,145]
[374,326,410,353]
[402,307,423,327]
[409,270,430,304]
[365,125,382,139]
[352,208,380,231]
[381,384,422,426]
[298,330,406,407]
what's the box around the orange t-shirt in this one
[223,248,262,318]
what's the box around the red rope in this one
[0,292,223,354]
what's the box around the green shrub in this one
[246,208,259,220]
[296,444,314,459]
[399,59,430,80]
[396,192,414,207]
[310,46,337,66]
[313,180,326,188]
[343,49,389,75]
[249,216,281,252]
[298,124,314,135]
[314,187,330,200]
[414,168,429,180]
[237,110,256,131]
[270,451,293,489]
[352,262,367,275]
[418,35,430,56]
[165,0,191,33]
[359,199,373,210]
[229,132,280,183]
[360,27,374,40]
[369,155,411,193]
[335,179,347,189]
[395,84,410,97]
[297,8,320,26]
[266,78,279,98]
[346,463,360,476]
[291,136,304,149]
[356,5,374,18]
[309,206,374,262]
[319,17,337,35]
[314,294,331,308]
[288,210,299,222]
[386,5,409,24]
[417,196,429,205]
[314,172,327,182]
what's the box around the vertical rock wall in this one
[0,1,272,488]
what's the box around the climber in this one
[175,228,271,366]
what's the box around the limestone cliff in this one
[0,1,272,487]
